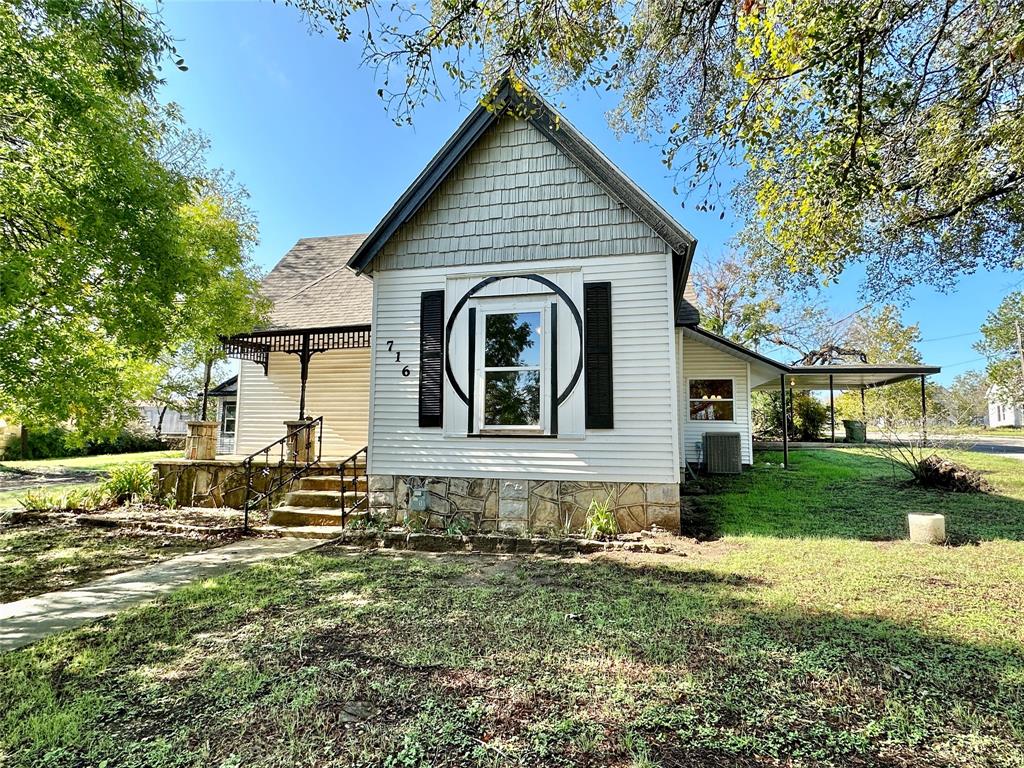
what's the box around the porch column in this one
[297,332,311,420]
[829,373,835,444]
[860,385,866,420]
[780,373,789,469]
[920,374,927,447]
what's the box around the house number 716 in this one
[386,340,410,376]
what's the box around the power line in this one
[918,330,981,343]
[941,356,987,369]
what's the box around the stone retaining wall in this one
[153,460,336,509]
[367,475,680,534]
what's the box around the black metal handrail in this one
[242,416,324,530]
[338,446,368,527]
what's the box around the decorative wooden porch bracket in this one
[221,337,270,375]
[222,324,372,418]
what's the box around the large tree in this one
[934,370,989,426]
[690,253,783,348]
[834,305,934,422]
[285,0,1024,298]
[691,253,870,365]
[0,0,265,433]
[975,291,1024,407]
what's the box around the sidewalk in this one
[0,537,324,652]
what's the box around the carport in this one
[753,364,942,468]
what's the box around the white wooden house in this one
[987,385,1024,427]
[217,78,938,533]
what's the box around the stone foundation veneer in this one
[153,460,338,509]
[368,475,680,534]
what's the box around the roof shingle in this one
[261,235,373,330]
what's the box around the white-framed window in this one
[475,302,548,432]
[687,379,735,421]
[221,401,237,435]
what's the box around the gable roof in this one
[208,375,237,397]
[347,77,698,284]
[262,235,373,330]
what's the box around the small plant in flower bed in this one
[18,485,108,513]
[583,495,618,540]
[100,462,155,504]
[17,463,155,513]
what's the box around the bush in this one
[752,390,829,441]
[0,425,167,461]
[101,463,155,505]
[793,395,829,441]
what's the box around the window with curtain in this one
[688,379,734,421]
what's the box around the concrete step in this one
[298,475,367,492]
[283,489,366,508]
[252,524,345,540]
[268,506,368,527]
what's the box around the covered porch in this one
[219,322,372,461]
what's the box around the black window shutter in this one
[584,282,614,428]
[418,290,445,428]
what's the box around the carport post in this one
[920,374,927,447]
[780,374,789,469]
[829,373,835,443]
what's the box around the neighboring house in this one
[139,403,191,440]
[220,77,938,534]
[208,376,239,454]
[987,385,1023,427]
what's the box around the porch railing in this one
[339,446,368,527]
[241,416,324,530]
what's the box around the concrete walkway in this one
[0,537,324,652]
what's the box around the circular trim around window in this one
[444,273,584,407]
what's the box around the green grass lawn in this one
[0,450,181,473]
[2,449,1023,767]
[689,448,1024,542]
[0,521,220,602]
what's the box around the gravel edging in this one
[320,528,684,556]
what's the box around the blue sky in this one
[158,1,1022,386]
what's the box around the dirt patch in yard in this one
[0,517,234,602]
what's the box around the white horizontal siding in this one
[679,332,753,465]
[369,254,679,484]
[235,348,370,457]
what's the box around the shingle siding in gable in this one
[373,117,670,271]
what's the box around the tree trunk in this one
[19,425,28,460]
[200,358,213,421]
[156,404,168,440]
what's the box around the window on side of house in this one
[478,307,545,431]
[688,379,735,421]
[221,402,237,434]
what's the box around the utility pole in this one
[1016,319,1024,382]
